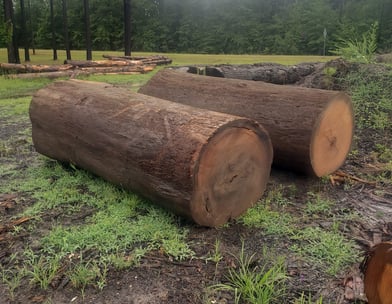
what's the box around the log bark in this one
[8,65,155,79]
[202,62,322,84]
[30,80,273,226]
[139,69,354,176]
[103,54,172,65]
[0,63,73,73]
[64,59,143,67]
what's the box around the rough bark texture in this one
[0,63,74,73]
[202,62,322,84]
[30,80,273,226]
[139,69,354,176]
[180,59,352,90]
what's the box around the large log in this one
[139,69,354,176]
[9,65,155,79]
[203,62,322,84]
[30,80,273,227]
[64,59,142,67]
[0,63,73,73]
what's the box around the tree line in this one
[1,0,392,63]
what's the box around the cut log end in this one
[311,93,354,177]
[191,125,273,226]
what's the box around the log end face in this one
[191,124,273,227]
[310,93,354,177]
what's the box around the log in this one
[139,69,354,176]
[102,54,172,65]
[30,80,273,226]
[202,62,322,84]
[64,59,143,67]
[8,65,155,79]
[0,62,74,73]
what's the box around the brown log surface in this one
[30,80,273,226]
[139,69,354,176]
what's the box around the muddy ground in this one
[0,63,391,304]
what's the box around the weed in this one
[212,243,287,304]
[341,67,392,131]
[294,292,323,304]
[24,249,62,289]
[207,239,223,264]
[68,262,99,294]
[1,267,26,300]
[332,22,378,63]
[290,226,358,276]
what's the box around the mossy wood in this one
[139,69,354,176]
[30,80,273,227]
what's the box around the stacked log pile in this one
[1,55,171,79]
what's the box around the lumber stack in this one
[30,80,273,227]
[1,55,171,79]
[139,69,354,177]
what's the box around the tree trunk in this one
[139,69,354,177]
[49,0,57,61]
[83,0,92,60]
[124,0,131,56]
[62,0,71,60]
[30,80,273,227]
[20,0,30,62]
[4,0,20,63]
[27,0,35,55]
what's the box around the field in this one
[0,49,391,304]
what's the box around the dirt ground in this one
[1,64,391,304]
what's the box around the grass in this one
[0,48,336,66]
[212,243,287,304]
[290,226,359,276]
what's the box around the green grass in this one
[212,243,287,304]
[290,226,359,276]
[0,48,336,66]
[0,97,32,118]
[0,78,51,99]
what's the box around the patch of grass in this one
[0,267,26,300]
[374,144,392,163]
[0,78,51,99]
[240,203,294,235]
[212,243,287,304]
[239,185,294,234]
[24,249,62,290]
[290,226,359,276]
[0,48,336,66]
[304,192,335,217]
[0,97,31,118]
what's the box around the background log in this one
[203,62,321,84]
[30,80,273,226]
[0,63,73,73]
[139,69,354,176]
[9,65,155,79]
[63,59,142,67]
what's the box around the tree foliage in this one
[2,0,392,55]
